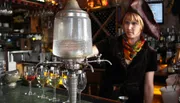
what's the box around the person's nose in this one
[127,24,133,30]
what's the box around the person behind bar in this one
[89,0,160,103]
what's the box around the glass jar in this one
[53,0,92,59]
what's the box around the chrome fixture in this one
[36,0,112,103]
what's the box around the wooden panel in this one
[30,16,40,33]
[20,38,31,50]
[88,7,116,43]
[85,69,105,96]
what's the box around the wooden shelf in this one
[0,27,12,33]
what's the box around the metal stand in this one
[35,54,111,103]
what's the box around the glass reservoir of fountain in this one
[53,0,93,59]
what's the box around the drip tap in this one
[86,54,112,65]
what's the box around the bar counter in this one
[0,81,121,103]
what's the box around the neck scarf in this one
[123,35,145,61]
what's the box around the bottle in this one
[159,40,167,64]
[167,55,175,74]
[168,43,180,74]
[156,42,162,64]
[3,60,6,72]
[166,47,173,63]
[39,43,46,63]
[174,43,180,64]
[178,31,180,43]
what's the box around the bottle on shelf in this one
[158,35,167,64]
[166,43,180,74]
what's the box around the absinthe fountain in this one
[36,0,112,103]
[52,0,93,102]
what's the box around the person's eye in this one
[125,21,130,24]
[132,22,138,25]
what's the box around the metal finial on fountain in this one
[64,0,81,10]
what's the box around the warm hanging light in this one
[101,0,108,6]
[87,0,94,8]
[94,0,102,8]
[45,0,58,5]
[87,0,109,9]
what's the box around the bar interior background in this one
[0,0,180,103]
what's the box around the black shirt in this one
[95,35,157,103]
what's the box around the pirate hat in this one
[121,0,160,40]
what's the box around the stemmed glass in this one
[24,65,36,96]
[48,67,61,102]
[118,96,128,103]
[36,65,49,99]
[62,70,70,103]
[77,70,87,103]
[0,61,6,86]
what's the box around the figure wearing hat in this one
[90,0,160,103]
